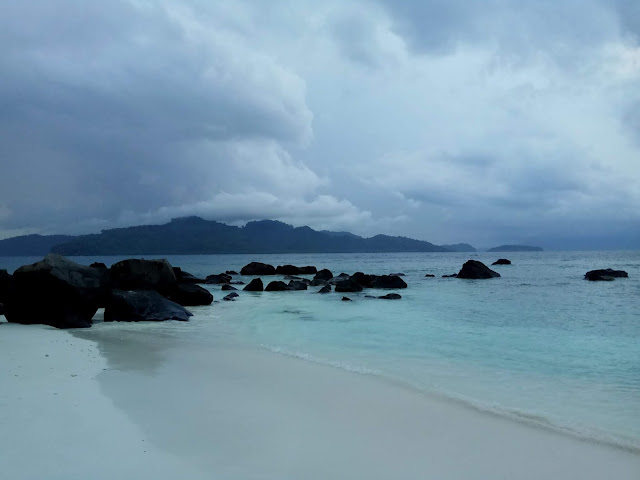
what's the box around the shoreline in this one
[2,320,640,479]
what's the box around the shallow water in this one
[3,250,639,448]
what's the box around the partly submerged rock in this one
[492,259,511,265]
[243,278,264,291]
[223,292,239,301]
[164,283,213,306]
[205,273,232,284]
[314,269,333,282]
[585,269,628,281]
[317,285,332,294]
[265,280,289,292]
[424,274,435,278]
[335,279,364,293]
[221,284,237,291]
[225,270,239,275]
[173,267,206,284]
[276,265,317,275]
[105,290,192,322]
[457,260,500,279]
[240,262,276,276]
[378,293,402,300]
[287,280,308,291]
[341,296,352,301]
[442,273,457,278]
[370,275,407,289]
[110,258,177,292]
[4,254,109,329]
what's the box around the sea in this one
[2,250,639,450]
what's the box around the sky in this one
[1,0,639,249]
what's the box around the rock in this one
[4,254,109,329]
[370,275,408,289]
[205,273,232,284]
[105,290,192,322]
[240,262,276,275]
[378,293,402,300]
[424,274,435,277]
[228,281,245,285]
[243,278,264,291]
[310,278,327,286]
[165,283,213,306]
[585,269,628,281]
[221,284,237,291]
[389,273,406,276]
[341,296,352,301]
[287,280,308,291]
[364,295,376,299]
[314,269,333,282]
[335,279,364,293]
[223,292,239,301]
[110,259,177,292]
[457,260,500,279]
[285,276,311,285]
[0,302,3,315]
[442,274,457,278]
[0,269,12,303]
[276,265,318,275]
[350,272,374,288]
[90,262,108,270]
[317,285,332,294]
[173,267,206,284]
[492,259,511,265]
[265,281,289,292]
[225,270,239,275]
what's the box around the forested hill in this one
[22,217,452,255]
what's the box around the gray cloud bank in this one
[0,0,638,249]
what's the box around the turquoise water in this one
[3,251,639,448]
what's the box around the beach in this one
[2,318,639,480]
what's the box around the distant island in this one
[487,245,543,252]
[0,217,479,256]
[440,243,477,252]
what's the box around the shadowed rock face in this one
[4,254,109,328]
[243,278,264,291]
[240,262,276,275]
[287,280,308,291]
[205,273,232,284]
[164,283,213,306]
[265,281,288,292]
[110,259,177,291]
[223,292,239,301]
[335,279,364,293]
[314,269,333,282]
[370,275,407,289]
[221,284,237,291]
[0,269,12,303]
[105,290,192,322]
[276,265,317,275]
[457,260,500,279]
[173,267,206,284]
[585,269,628,281]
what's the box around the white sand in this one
[2,320,639,480]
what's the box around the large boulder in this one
[314,269,333,282]
[4,254,109,329]
[205,273,232,284]
[240,262,276,276]
[105,290,192,322]
[265,281,289,292]
[287,280,308,291]
[243,278,264,291]
[173,267,206,284]
[275,265,317,275]
[585,269,628,281]
[350,272,374,288]
[0,269,12,303]
[110,259,177,291]
[370,275,407,289]
[164,283,213,306]
[335,279,364,293]
[457,260,500,279]
[492,259,511,265]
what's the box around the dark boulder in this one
[457,260,500,279]
[350,272,374,288]
[389,273,406,276]
[341,296,352,301]
[317,285,332,294]
[4,254,109,329]
[314,269,333,282]
[276,265,318,275]
[0,303,4,316]
[287,280,308,291]
[370,275,407,289]
[240,262,276,276]
[223,292,239,301]
[265,281,289,292]
[492,259,511,265]
[221,284,237,291]
[110,259,177,292]
[310,278,327,286]
[105,290,192,322]
[173,267,206,284]
[379,293,402,300]
[90,262,108,270]
[243,278,264,291]
[228,281,245,285]
[0,269,12,303]
[225,270,239,275]
[335,279,364,293]
[205,273,232,284]
[165,283,213,306]
[424,274,435,278]
[585,269,628,281]
[442,273,457,278]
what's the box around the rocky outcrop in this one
[370,275,407,289]
[314,269,333,282]
[4,254,109,329]
[317,285,332,294]
[205,273,232,284]
[457,260,500,279]
[276,265,317,275]
[110,259,177,291]
[243,278,264,291]
[223,292,239,301]
[240,262,276,275]
[265,281,289,292]
[585,269,628,281]
[287,280,308,291]
[173,267,206,283]
[492,259,511,265]
[164,283,213,306]
[378,293,401,300]
[105,290,192,322]
[350,272,374,288]
[335,279,364,293]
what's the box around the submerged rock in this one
[4,254,109,329]
[223,292,239,301]
[378,293,402,300]
[105,290,192,322]
[90,262,108,270]
[585,269,628,281]
[287,280,308,291]
[240,262,276,275]
[424,274,435,277]
[492,259,511,265]
[442,273,457,278]
[370,275,407,289]
[225,270,239,275]
[457,260,500,279]
[341,296,352,301]
[221,284,237,291]
[335,279,364,293]
[265,280,288,292]
[317,285,332,294]
[243,278,264,291]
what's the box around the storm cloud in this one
[0,0,638,249]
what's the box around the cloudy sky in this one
[1,0,639,249]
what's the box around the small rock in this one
[223,293,239,301]
[317,285,332,294]
[243,278,264,291]
[378,293,401,300]
[492,259,511,265]
[424,274,435,277]
[341,296,352,301]
[221,284,237,291]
